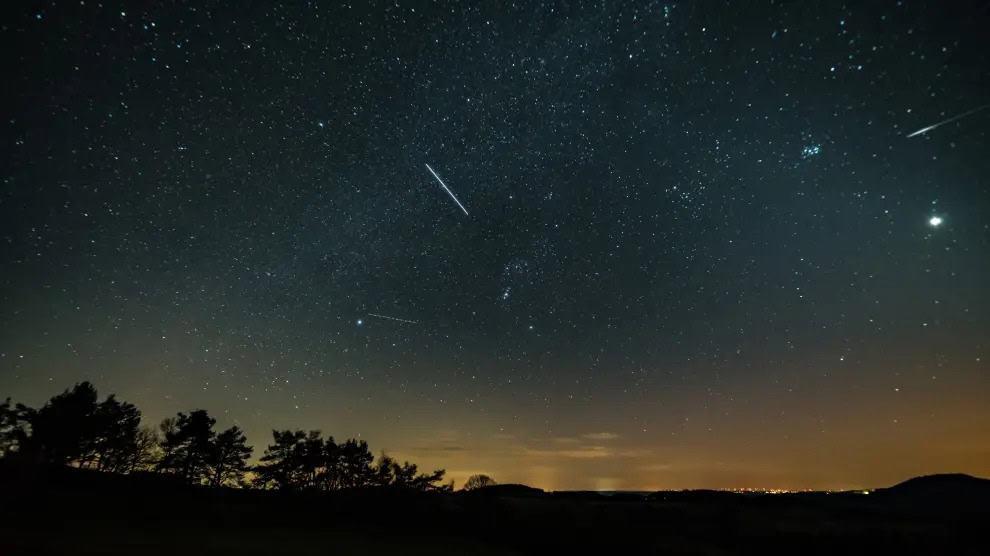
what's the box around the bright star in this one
[929,216,943,227]
[356,319,364,326]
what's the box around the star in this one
[356,319,364,326]
[929,216,943,227]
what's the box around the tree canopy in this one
[463,474,498,490]
[2,382,150,473]
[2,382,448,494]
[252,429,449,492]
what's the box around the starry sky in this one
[2,1,989,491]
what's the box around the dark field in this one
[2,467,986,555]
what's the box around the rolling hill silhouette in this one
[874,473,990,509]
[883,472,990,493]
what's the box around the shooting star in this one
[424,163,469,216]
[906,104,989,138]
[367,313,418,324]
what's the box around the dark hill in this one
[461,483,546,498]
[885,473,989,492]
[875,473,990,505]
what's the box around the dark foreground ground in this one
[1,466,987,555]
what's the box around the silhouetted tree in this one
[414,467,451,492]
[320,434,342,490]
[207,426,253,487]
[9,382,456,495]
[338,438,374,488]
[254,430,334,491]
[254,430,302,491]
[16,382,146,471]
[2,385,147,471]
[90,395,142,473]
[156,417,178,470]
[373,452,398,487]
[21,382,100,465]
[157,410,216,483]
[0,398,28,458]
[370,451,451,491]
[130,426,161,472]
[294,431,333,490]
[253,432,444,492]
[0,398,13,457]
[463,474,497,490]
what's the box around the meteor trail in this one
[906,104,989,138]
[424,163,469,216]
[367,313,418,324]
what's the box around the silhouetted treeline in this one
[0,382,153,473]
[0,382,449,492]
[252,429,449,492]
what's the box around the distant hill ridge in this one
[463,483,546,497]
[879,473,990,496]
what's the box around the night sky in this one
[2,1,988,491]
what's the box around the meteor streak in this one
[906,104,989,138]
[367,313,418,324]
[425,163,469,216]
